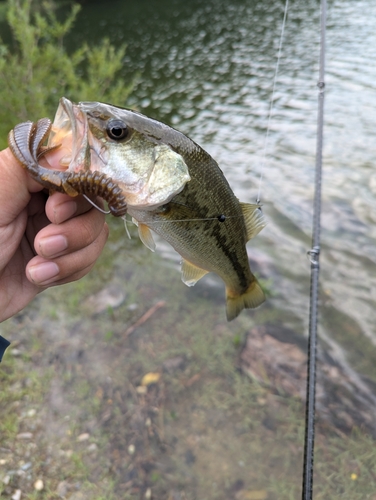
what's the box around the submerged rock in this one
[239,323,376,437]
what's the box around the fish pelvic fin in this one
[181,259,208,287]
[240,203,267,241]
[226,278,265,321]
[138,223,156,252]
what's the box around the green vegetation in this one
[0,0,135,148]
[1,241,376,498]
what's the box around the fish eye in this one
[106,119,130,141]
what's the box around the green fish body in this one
[47,98,266,320]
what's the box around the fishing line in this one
[302,0,327,498]
[86,192,254,225]
[121,216,132,239]
[83,194,111,214]
[256,0,289,204]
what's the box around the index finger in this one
[0,148,44,225]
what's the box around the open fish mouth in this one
[47,97,92,172]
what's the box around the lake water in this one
[2,0,376,497]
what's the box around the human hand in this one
[0,148,109,322]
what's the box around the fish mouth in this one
[47,97,92,172]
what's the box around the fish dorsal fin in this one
[181,259,208,287]
[138,223,156,252]
[240,203,267,241]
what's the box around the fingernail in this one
[28,262,59,284]
[39,235,68,258]
[54,201,77,224]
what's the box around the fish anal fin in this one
[181,259,208,287]
[226,278,265,321]
[138,223,156,252]
[240,202,267,241]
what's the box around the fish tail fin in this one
[226,278,265,321]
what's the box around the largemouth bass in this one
[9,97,266,320]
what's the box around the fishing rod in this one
[302,0,327,497]
[256,0,327,494]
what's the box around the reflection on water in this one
[2,0,376,497]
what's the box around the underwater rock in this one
[239,323,376,437]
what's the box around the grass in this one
[1,221,376,498]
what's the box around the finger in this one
[26,222,109,286]
[45,192,106,225]
[34,206,108,259]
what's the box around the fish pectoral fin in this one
[181,259,208,287]
[226,278,265,321]
[138,223,156,252]
[240,202,267,241]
